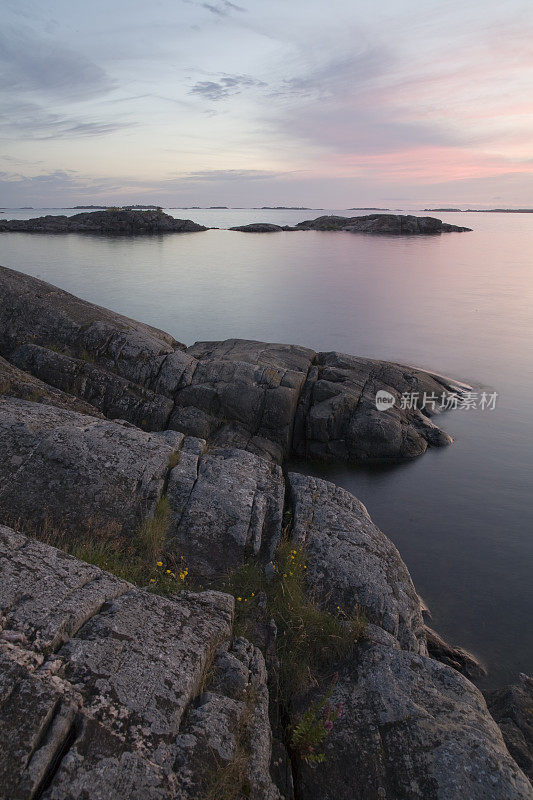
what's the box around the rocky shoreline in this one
[0,208,471,235]
[0,265,530,799]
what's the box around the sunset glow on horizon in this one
[1,0,532,208]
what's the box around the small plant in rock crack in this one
[290,681,343,765]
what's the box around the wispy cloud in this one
[0,24,113,100]
[0,100,131,141]
[0,21,122,142]
[199,0,246,16]
[190,73,266,101]
[182,0,246,17]
[179,168,284,180]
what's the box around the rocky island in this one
[0,208,207,235]
[230,213,471,234]
[0,209,471,237]
[0,265,530,800]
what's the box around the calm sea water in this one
[1,206,532,687]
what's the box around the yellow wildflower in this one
[156,561,163,567]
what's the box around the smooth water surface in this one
[1,207,532,686]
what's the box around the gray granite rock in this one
[295,642,532,800]
[293,351,466,461]
[0,266,463,465]
[486,675,533,782]
[11,342,174,430]
[425,624,487,679]
[0,396,286,581]
[0,397,184,536]
[0,526,279,800]
[0,264,184,390]
[0,354,101,417]
[167,442,285,580]
[288,472,427,653]
[176,338,316,462]
[0,209,207,234]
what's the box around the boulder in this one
[0,526,280,800]
[295,642,532,800]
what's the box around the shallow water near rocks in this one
[1,207,532,687]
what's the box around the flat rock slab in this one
[0,526,279,800]
[296,642,532,800]
[288,472,427,653]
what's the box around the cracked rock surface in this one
[294,642,532,800]
[0,526,279,800]
[0,264,531,799]
[0,265,465,463]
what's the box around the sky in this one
[1,0,532,209]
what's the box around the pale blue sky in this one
[1,0,532,207]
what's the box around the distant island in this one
[423,207,533,213]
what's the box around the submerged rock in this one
[0,209,207,235]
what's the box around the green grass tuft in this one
[222,537,366,703]
[19,496,188,596]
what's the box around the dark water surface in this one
[1,207,532,686]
